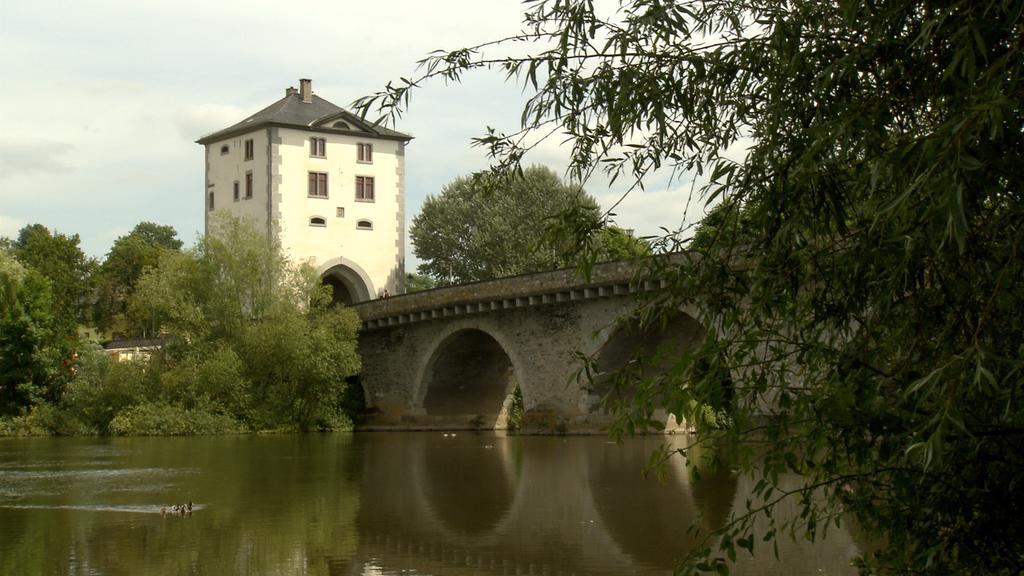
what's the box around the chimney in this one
[286,86,297,97]
[299,78,312,103]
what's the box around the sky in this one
[0,0,714,266]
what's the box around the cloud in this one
[174,103,247,141]
[0,214,22,239]
[594,183,701,238]
[0,140,74,180]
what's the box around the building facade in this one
[197,79,412,304]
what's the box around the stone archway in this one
[591,311,707,430]
[319,259,373,305]
[419,328,520,429]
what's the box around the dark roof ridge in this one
[195,87,411,144]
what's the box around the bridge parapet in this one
[352,254,689,329]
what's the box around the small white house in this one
[103,339,164,363]
[197,79,412,304]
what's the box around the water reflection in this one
[588,436,738,570]
[0,434,857,575]
[421,435,517,533]
[0,436,362,576]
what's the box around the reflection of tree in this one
[688,462,739,535]
[0,435,362,575]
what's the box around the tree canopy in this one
[1,217,362,434]
[411,165,648,284]
[129,215,361,431]
[359,1,1024,574]
[0,249,61,414]
[93,222,182,335]
[0,225,92,413]
[9,224,94,339]
[403,272,439,294]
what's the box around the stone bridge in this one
[351,255,707,433]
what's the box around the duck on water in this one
[160,502,193,516]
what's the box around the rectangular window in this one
[208,191,215,211]
[357,142,373,163]
[308,172,328,197]
[355,176,374,201]
[245,172,253,199]
[244,139,254,160]
[233,181,239,201]
[336,206,345,218]
[310,137,326,158]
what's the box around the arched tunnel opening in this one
[422,329,518,429]
[321,274,354,306]
[594,312,707,397]
[592,312,720,430]
[320,263,370,306]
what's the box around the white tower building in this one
[197,79,412,304]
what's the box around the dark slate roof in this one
[103,338,166,350]
[196,92,412,145]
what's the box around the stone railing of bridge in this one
[352,253,691,329]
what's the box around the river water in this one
[0,433,859,575]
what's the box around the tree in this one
[591,225,650,261]
[0,249,60,414]
[131,215,361,431]
[9,224,94,339]
[358,1,1024,574]
[411,165,647,284]
[93,222,182,335]
[404,272,439,294]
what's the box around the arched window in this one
[309,216,327,227]
[332,121,350,130]
[356,219,373,230]
[220,145,229,155]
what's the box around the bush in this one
[109,402,245,436]
[158,344,249,419]
[0,413,47,437]
[236,306,361,431]
[506,386,524,431]
[0,403,95,436]
[63,349,152,433]
[131,216,364,433]
[30,403,96,436]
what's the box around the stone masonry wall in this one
[358,293,660,433]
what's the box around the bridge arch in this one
[317,257,374,305]
[413,320,530,429]
[589,308,708,429]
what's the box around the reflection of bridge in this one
[352,256,704,432]
[344,433,859,576]
[351,434,736,575]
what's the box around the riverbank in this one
[0,403,354,438]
